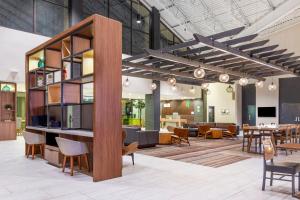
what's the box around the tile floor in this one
[0,137,297,200]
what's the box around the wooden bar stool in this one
[23,131,45,159]
[55,137,89,176]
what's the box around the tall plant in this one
[133,99,145,126]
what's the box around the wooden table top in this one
[276,143,300,150]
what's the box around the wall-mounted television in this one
[258,107,276,117]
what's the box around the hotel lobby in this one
[2,0,300,199]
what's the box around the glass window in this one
[160,23,174,48]
[110,0,131,27]
[82,0,108,18]
[0,0,34,32]
[35,0,69,37]
[123,26,131,55]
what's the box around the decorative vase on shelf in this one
[38,58,45,68]
[37,77,44,87]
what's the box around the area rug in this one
[138,138,252,168]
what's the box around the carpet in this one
[138,138,252,168]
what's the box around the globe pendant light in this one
[189,86,195,94]
[268,82,277,91]
[201,83,209,90]
[168,77,176,85]
[255,81,264,88]
[219,73,230,83]
[226,85,233,93]
[171,84,177,91]
[239,77,248,86]
[150,82,157,90]
[123,77,130,87]
[194,68,205,79]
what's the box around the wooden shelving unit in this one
[26,15,122,182]
[0,82,16,140]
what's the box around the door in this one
[208,106,215,122]
[247,105,256,126]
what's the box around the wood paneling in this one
[93,15,122,181]
[0,121,16,140]
[45,49,61,68]
[73,36,91,54]
[63,84,80,104]
[48,84,61,104]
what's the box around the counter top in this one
[26,126,93,138]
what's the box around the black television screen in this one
[258,107,276,117]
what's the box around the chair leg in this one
[262,168,266,191]
[78,156,81,170]
[39,144,43,159]
[32,144,35,160]
[270,172,273,186]
[26,144,30,158]
[242,137,245,152]
[62,155,67,172]
[83,154,89,172]
[131,153,135,165]
[292,174,295,196]
[70,156,74,176]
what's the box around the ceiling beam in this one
[193,33,295,75]
[144,48,264,81]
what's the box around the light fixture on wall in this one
[123,77,130,87]
[255,80,264,88]
[189,86,195,94]
[167,77,176,85]
[268,82,277,91]
[193,67,205,79]
[226,85,234,93]
[239,77,248,86]
[171,84,177,91]
[150,82,157,90]
[219,73,230,83]
[201,83,209,90]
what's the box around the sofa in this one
[123,126,159,148]
[183,122,240,136]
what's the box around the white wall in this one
[255,77,279,125]
[207,83,236,123]
[0,26,49,91]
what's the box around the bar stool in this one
[55,137,89,176]
[23,131,45,159]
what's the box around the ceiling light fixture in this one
[201,83,209,90]
[219,73,230,83]
[194,67,206,79]
[167,77,176,85]
[171,84,177,91]
[226,85,234,93]
[123,77,130,87]
[255,81,264,88]
[150,82,157,90]
[189,86,195,94]
[136,1,142,24]
[239,77,248,86]
[268,82,277,91]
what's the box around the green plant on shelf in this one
[133,99,145,127]
[38,58,45,68]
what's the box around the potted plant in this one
[133,99,145,126]
[4,104,13,110]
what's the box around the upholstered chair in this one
[23,131,45,160]
[55,137,89,176]
[122,130,138,165]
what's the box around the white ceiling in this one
[142,0,300,41]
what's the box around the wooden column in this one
[93,15,122,181]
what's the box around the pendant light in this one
[123,77,130,87]
[136,0,142,24]
[167,77,176,85]
[171,84,177,91]
[268,77,276,91]
[189,86,195,94]
[255,81,264,88]
[219,73,230,83]
[201,83,209,90]
[226,85,234,93]
[193,67,205,79]
[150,82,157,90]
[239,77,248,86]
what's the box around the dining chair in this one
[23,131,45,160]
[262,139,300,197]
[171,128,190,146]
[122,130,138,165]
[223,125,237,139]
[197,125,211,139]
[55,137,89,176]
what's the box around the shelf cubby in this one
[62,37,71,58]
[63,83,81,104]
[73,36,91,55]
[48,84,61,105]
[45,49,62,69]
[28,50,44,71]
